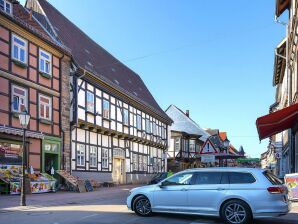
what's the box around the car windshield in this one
[263,170,283,185]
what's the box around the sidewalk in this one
[0,184,138,212]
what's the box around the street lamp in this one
[19,109,30,206]
[223,139,230,167]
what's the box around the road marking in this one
[80,213,99,220]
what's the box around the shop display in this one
[285,173,298,201]
[0,164,57,194]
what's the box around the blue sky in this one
[21,0,286,157]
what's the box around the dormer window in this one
[0,0,12,14]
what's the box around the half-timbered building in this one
[0,1,71,174]
[165,105,209,171]
[27,0,172,184]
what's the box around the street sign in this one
[201,155,215,163]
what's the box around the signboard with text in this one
[201,155,215,163]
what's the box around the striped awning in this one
[0,126,44,139]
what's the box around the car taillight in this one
[267,186,285,194]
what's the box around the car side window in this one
[163,172,194,186]
[229,172,256,184]
[193,172,225,185]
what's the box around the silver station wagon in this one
[127,168,291,224]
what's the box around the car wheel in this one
[221,200,252,224]
[133,195,152,217]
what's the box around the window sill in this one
[39,72,52,79]
[86,111,95,115]
[12,59,28,69]
[39,118,53,125]
[102,117,110,122]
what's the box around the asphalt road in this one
[0,185,297,224]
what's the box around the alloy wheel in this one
[224,203,247,224]
[135,198,151,215]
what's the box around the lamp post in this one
[19,110,30,206]
[223,139,230,167]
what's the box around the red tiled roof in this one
[219,132,227,141]
[36,0,171,123]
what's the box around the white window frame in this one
[123,109,129,125]
[145,119,151,133]
[132,153,138,171]
[0,0,12,14]
[103,100,110,119]
[11,85,28,113]
[89,145,97,167]
[136,115,142,130]
[11,34,27,64]
[102,148,109,168]
[86,91,94,113]
[39,94,52,121]
[39,49,52,75]
[77,144,85,166]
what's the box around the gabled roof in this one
[0,2,69,54]
[165,105,210,141]
[27,0,171,123]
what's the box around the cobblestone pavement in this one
[0,185,297,224]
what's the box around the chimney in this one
[29,7,33,20]
[186,110,189,117]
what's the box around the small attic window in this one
[133,91,138,96]
[0,0,12,15]
[111,67,116,72]
[114,79,119,85]
[128,79,132,84]
[84,49,90,54]
[54,26,60,32]
[87,61,93,66]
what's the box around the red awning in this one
[256,103,298,140]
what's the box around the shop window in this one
[77,144,85,166]
[103,100,110,119]
[86,91,94,113]
[0,0,12,14]
[39,94,52,121]
[0,142,22,158]
[11,85,27,113]
[123,109,129,125]
[12,34,27,64]
[39,49,52,76]
[136,115,142,130]
[102,148,108,168]
[132,153,138,171]
[89,146,97,167]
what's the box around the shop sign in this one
[201,155,215,163]
[0,143,22,158]
[285,173,298,200]
[44,143,59,153]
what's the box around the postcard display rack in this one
[0,164,56,194]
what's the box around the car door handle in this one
[181,188,188,191]
[217,188,226,191]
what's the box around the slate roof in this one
[165,105,210,141]
[29,0,171,123]
[0,2,70,54]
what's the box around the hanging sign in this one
[201,155,215,163]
